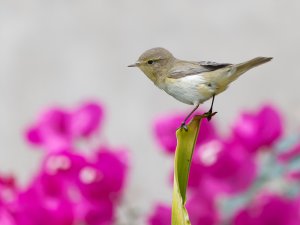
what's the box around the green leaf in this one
[171,115,211,225]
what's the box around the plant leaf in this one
[171,115,207,225]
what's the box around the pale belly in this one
[160,75,215,105]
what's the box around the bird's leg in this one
[181,103,200,131]
[206,94,215,121]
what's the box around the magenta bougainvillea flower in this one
[278,141,300,163]
[25,101,104,152]
[22,148,128,225]
[12,187,75,225]
[69,102,103,138]
[78,147,129,202]
[190,138,256,195]
[0,208,15,225]
[26,107,71,152]
[233,193,300,225]
[149,104,300,225]
[277,141,300,181]
[147,203,171,225]
[0,101,129,225]
[0,174,18,206]
[0,174,19,225]
[153,110,217,154]
[2,100,299,225]
[232,105,283,153]
[186,193,219,225]
[148,193,219,225]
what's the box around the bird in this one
[128,47,272,130]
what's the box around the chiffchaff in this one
[129,47,272,130]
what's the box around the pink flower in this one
[10,151,85,225]
[186,193,219,225]
[278,141,300,163]
[148,194,219,225]
[35,150,88,198]
[0,100,131,225]
[78,147,129,202]
[189,139,256,195]
[26,108,71,152]
[153,110,217,154]
[232,105,283,153]
[12,147,129,225]
[0,174,18,206]
[69,102,103,138]
[12,187,75,225]
[25,102,104,152]
[286,171,300,181]
[40,147,129,199]
[0,174,18,224]
[148,203,171,225]
[75,198,114,225]
[0,208,16,225]
[233,193,300,225]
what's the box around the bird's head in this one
[128,47,175,83]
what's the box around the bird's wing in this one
[169,61,232,79]
[198,61,232,70]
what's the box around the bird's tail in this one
[229,57,272,82]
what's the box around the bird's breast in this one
[161,75,214,105]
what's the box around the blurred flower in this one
[148,194,219,225]
[69,102,103,138]
[233,193,300,225]
[26,108,71,152]
[153,110,217,154]
[186,193,219,225]
[34,150,88,198]
[25,147,129,225]
[0,174,18,225]
[79,199,114,225]
[0,208,15,225]
[25,101,103,152]
[190,139,256,195]
[0,101,130,225]
[148,203,171,225]
[149,103,300,225]
[78,147,129,202]
[12,187,75,225]
[0,174,18,206]
[232,105,283,153]
[286,170,300,181]
[278,141,300,163]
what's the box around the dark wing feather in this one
[169,61,232,79]
[198,61,232,70]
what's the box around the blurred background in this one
[0,0,300,222]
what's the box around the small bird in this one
[128,47,272,130]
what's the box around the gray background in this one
[1,0,300,221]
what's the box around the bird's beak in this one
[128,61,140,67]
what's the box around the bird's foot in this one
[203,110,217,121]
[180,122,188,131]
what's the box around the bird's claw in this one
[180,111,217,131]
[204,111,217,121]
[207,111,213,121]
[180,122,188,131]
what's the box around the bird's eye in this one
[147,60,154,65]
